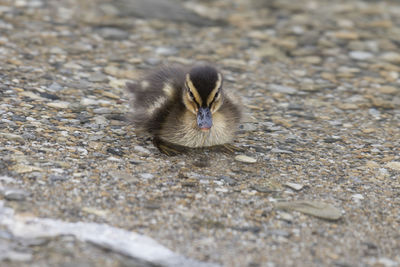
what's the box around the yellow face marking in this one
[162,82,174,98]
[182,92,197,114]
[141,80,150,90]
[147,96,167,115]
[185,74,202,106]
[206,73,222,107]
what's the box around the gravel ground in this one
[1,0,400,266]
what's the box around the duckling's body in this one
[127,64,241,152]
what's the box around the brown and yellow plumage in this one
[126,64,241,154]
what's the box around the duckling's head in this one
[183,65,224,131]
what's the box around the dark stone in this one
[220,175,237,186]
[11,115,26,122]
[49,174,69,182]
[38,92,60,100]
[232,226,261,234]
[106,147,124,156]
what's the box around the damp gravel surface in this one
[0,0,399,266]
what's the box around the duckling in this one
[126,64,241,155]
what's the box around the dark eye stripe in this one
[187,90,200,107]
[208,91,219,108]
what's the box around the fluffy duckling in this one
[126,64,241,155]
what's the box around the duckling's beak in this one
[197,107,212,131]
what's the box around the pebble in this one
[11,164,43,174]
[97,27,129,40]
[385,162,400,171]
[80,98,100,106]
[235,155,257,163]
[284,182,304,191]
[133,145,151,155]
[376,86,398,95]
[92,107,112,114]
[380,52,400,63]
[47,101,71,109]
[3,189,30,201]
[155,47,178,56]
[94,116,109,126]
[369,108,381,117]
[0,132,25,144]
[274,200,342,221]
[89,73,109,83]
[269,84,298,94]
[349,51,373,61]
[48,174,68,182]
[0,176,17,183]
[351,194,364,201]
[277,211,294,222]
[271,148,293,154]
[140,173,154,179]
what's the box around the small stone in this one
[97,27,129,40]
[349,51,373,61]
[271,148,293,154]
[269,84,298,94]
[19,91,46,101]
[155,46,178,56]
[107,156,123,162]
[94,116,109,126]
[362,128,375,134]
[235,155,257,163]
[239,123,257,131]
[38,92,60,100]
[297,56,322,64]
[370,257,398,267]
[351,194,364,201]
[369,108,381,117]
[89,73,109,83]
[0,176,17,183]
[49,174,68,182]
[93,107,112,114]
[366,161,379,169]
[82,207,108,217]
[284,182,304,191]
[133,145,151,155]
[376,86,398,94]
[274,200,342,221]
[338,103,359,110]
[0,132,25,144]
[277,211,294,222]
[215,187,228,193]
[47,82,63,92]
[49,47,65,54]
[370,97,395,109]
[80,98,100,106]
[11,164,43,174]
[47,101,71,109]
[101,91,120,100]
[385,162,400,171]
[106,147,123,157]
[0,249,32,262]
[139,173,154,179]
[333,31,359,40]
[380,52,400,63]
[220,176,237,186]
[3,188,30,201]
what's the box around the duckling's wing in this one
[126,66,186,132]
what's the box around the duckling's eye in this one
[214,91,219,99]
[189,91,194,100]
